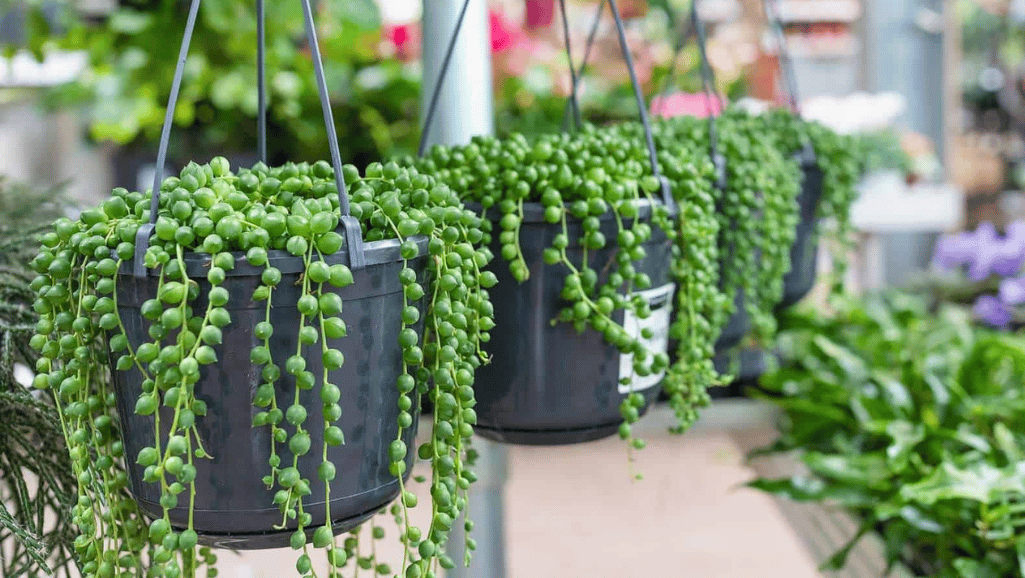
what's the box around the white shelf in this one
[0,50,87,88]
[851,172,964,233]
[775,0,861,23]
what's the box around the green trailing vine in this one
[408,123,726,439]
[753,107,864,280]
[28,157,492,578]
[655,110,802,343]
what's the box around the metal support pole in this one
[421,2,506,578]
[421,0,495,146]
[444,437,508,578]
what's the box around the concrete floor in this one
[220,402,823,578]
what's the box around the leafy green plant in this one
[410,106,797,439]
[648,109,803,342]
[751,291,1025,577]
[28,157,493,578]
[41,0,419,165]
[410,127,708,441]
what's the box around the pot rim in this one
[467,197,665,224]
[118,235,431,278]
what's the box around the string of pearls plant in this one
[754,108,864,279]
[28,158,493,578]
[409,123,726,440]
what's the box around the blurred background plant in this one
[27,0,421,182]
[0,177,79,578]
[919,220,1025,328]
[752,292,1025,578]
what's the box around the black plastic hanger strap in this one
[557,0,582,131]
[135,0,367,277]
[134,0,202,278]
[298,0,365,269]
[605,0,676,213]
[562,0,606,131]
[256,0,267,164]
[762,0,815,162]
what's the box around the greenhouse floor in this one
[218,400,845,578]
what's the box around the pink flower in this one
[650,92,723,119]
[490,10,524,53]
[384,24,415,59]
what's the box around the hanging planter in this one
[112,236,428,549]
[29,0,493,575]
[411,0,726,446]
[761,0,861,310]
[778,155,825,308]
[470,200,674,444]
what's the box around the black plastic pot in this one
[472,202,674,445]
[111,237,428,549]
[715,292,749,351]
[778,159,825,309]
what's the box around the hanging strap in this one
[256,0,267,164]
[555,0,675,212]
[134,0,366,278]
[762,0,815,164]
[562,0,605,132]
[604,0,676,213]
[651,2,727,191]
[418,0,473,158]
[557,0,583,130]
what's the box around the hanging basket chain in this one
[557,0,583,131]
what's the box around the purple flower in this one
[992,240,1025,277]
[932,231,979,270]
[974,294,1013,327]
[1000,276,1025,305]
[966,222,1003,281]
[932,222,1025,281]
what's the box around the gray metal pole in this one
[421,0,495,146]
[420,2,506,578]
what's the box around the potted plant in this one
[39,0,420,187]
[27,4,493,577]
[751,291,1025,577]
[404,0,744,448]
[30,162,492,577]
[752,108,863,308]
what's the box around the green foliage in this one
[0,177,66,234]
[410,125,720,441]
[752,108,864,273]
[409,109,792,438]
[646,109,803,342]
[0,232,79,578]
[857,129,914,177]
[751,292,1025,577]
[0,179,79,578]
[29,157,491,577]
[45,0,419,164]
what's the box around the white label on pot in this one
[618,283,675,394]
